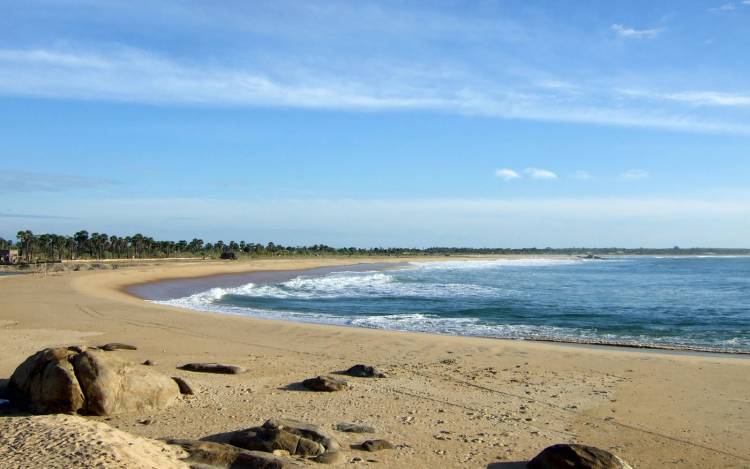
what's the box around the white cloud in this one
[0,47,748,135]
[663,91,750,107]
[611,24,662,39]
[618,88,750,108]
[495,168,521,180]
[525,168,558,180]
[620,169,649,181]
[572,170,593,180]
[708,3,736,12]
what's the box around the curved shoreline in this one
[2,256,750,467]
[123,258,750,358]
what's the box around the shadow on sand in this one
[487,461,527,469]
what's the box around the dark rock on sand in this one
[142,359,155,366]
[360,439,394,452]
[335,422,375,433]
[8,347,180,415]
[527,444,633,469]
[168,439,301,468]
[344,364,385,378]
[178,363,247,374]
[98,343,138,351]
[230,418,341,462]
[172,376,195,395]
[302,375,347,392]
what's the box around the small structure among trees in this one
[0,249,19,264]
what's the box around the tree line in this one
[1,230,748,263]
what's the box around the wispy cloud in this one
[495,168,521,180]
[611,24,662,39]
[708,3,736,12]
[0,170,116,193]
[572,170,593,180]
[0,47,748,135]
[618,88,750,108]
[525,168,558,180]
[0,212,77,220]
[620,169,649,181]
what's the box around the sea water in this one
[153,257,750,353]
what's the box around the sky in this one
[1,0,749,248]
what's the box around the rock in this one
[172,377,195,395]
[8,347,85,414]
[73,350,180,415]
[335,422,375,433]
[98,343,138,351]
[178,363,247,374]
[344,364,385,378]
[302,375,347,392]
[167,439,301,468]
[8,347,180,416]
[527,444,633,469]
[360,440,394,452]
[142,360,155,366]
[230,418,341,463]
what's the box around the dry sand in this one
[1,257,749,468]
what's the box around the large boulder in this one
[8,347,84,414]
[73,349,180,415]
[527,444,633,469]
[230,418,341,463]
[167,439,301,468]
[8,347,180,416]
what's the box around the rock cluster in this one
[229,418,343,464]
[8,347,180,415]
[168,439,301,468]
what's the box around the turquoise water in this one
[155,257,750,353]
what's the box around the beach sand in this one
[1,257,749,468]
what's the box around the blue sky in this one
[1,0,749,247]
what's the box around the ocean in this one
[146,257,750,354]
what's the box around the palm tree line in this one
[2,230,748,263]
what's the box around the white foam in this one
[408,258,587,271]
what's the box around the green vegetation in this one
[1,230,748,263]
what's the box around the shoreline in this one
[2,256,749,467]
[124,258,750,358]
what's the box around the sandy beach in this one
[1,257,749,468]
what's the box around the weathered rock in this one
[178,363,247,374]
[168,439,301,468]
[72,350,180,415]
[98,343,138,351]
[172,377,195,395]
[527,444,633,469]
[8,347,85,414]
[344,364,385,378]
[142,359,155,366]
[360,439,394,452]
[8,347,180,416]
[302,375,347,392]
[230,418,341,463]
[335,422,375,433]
